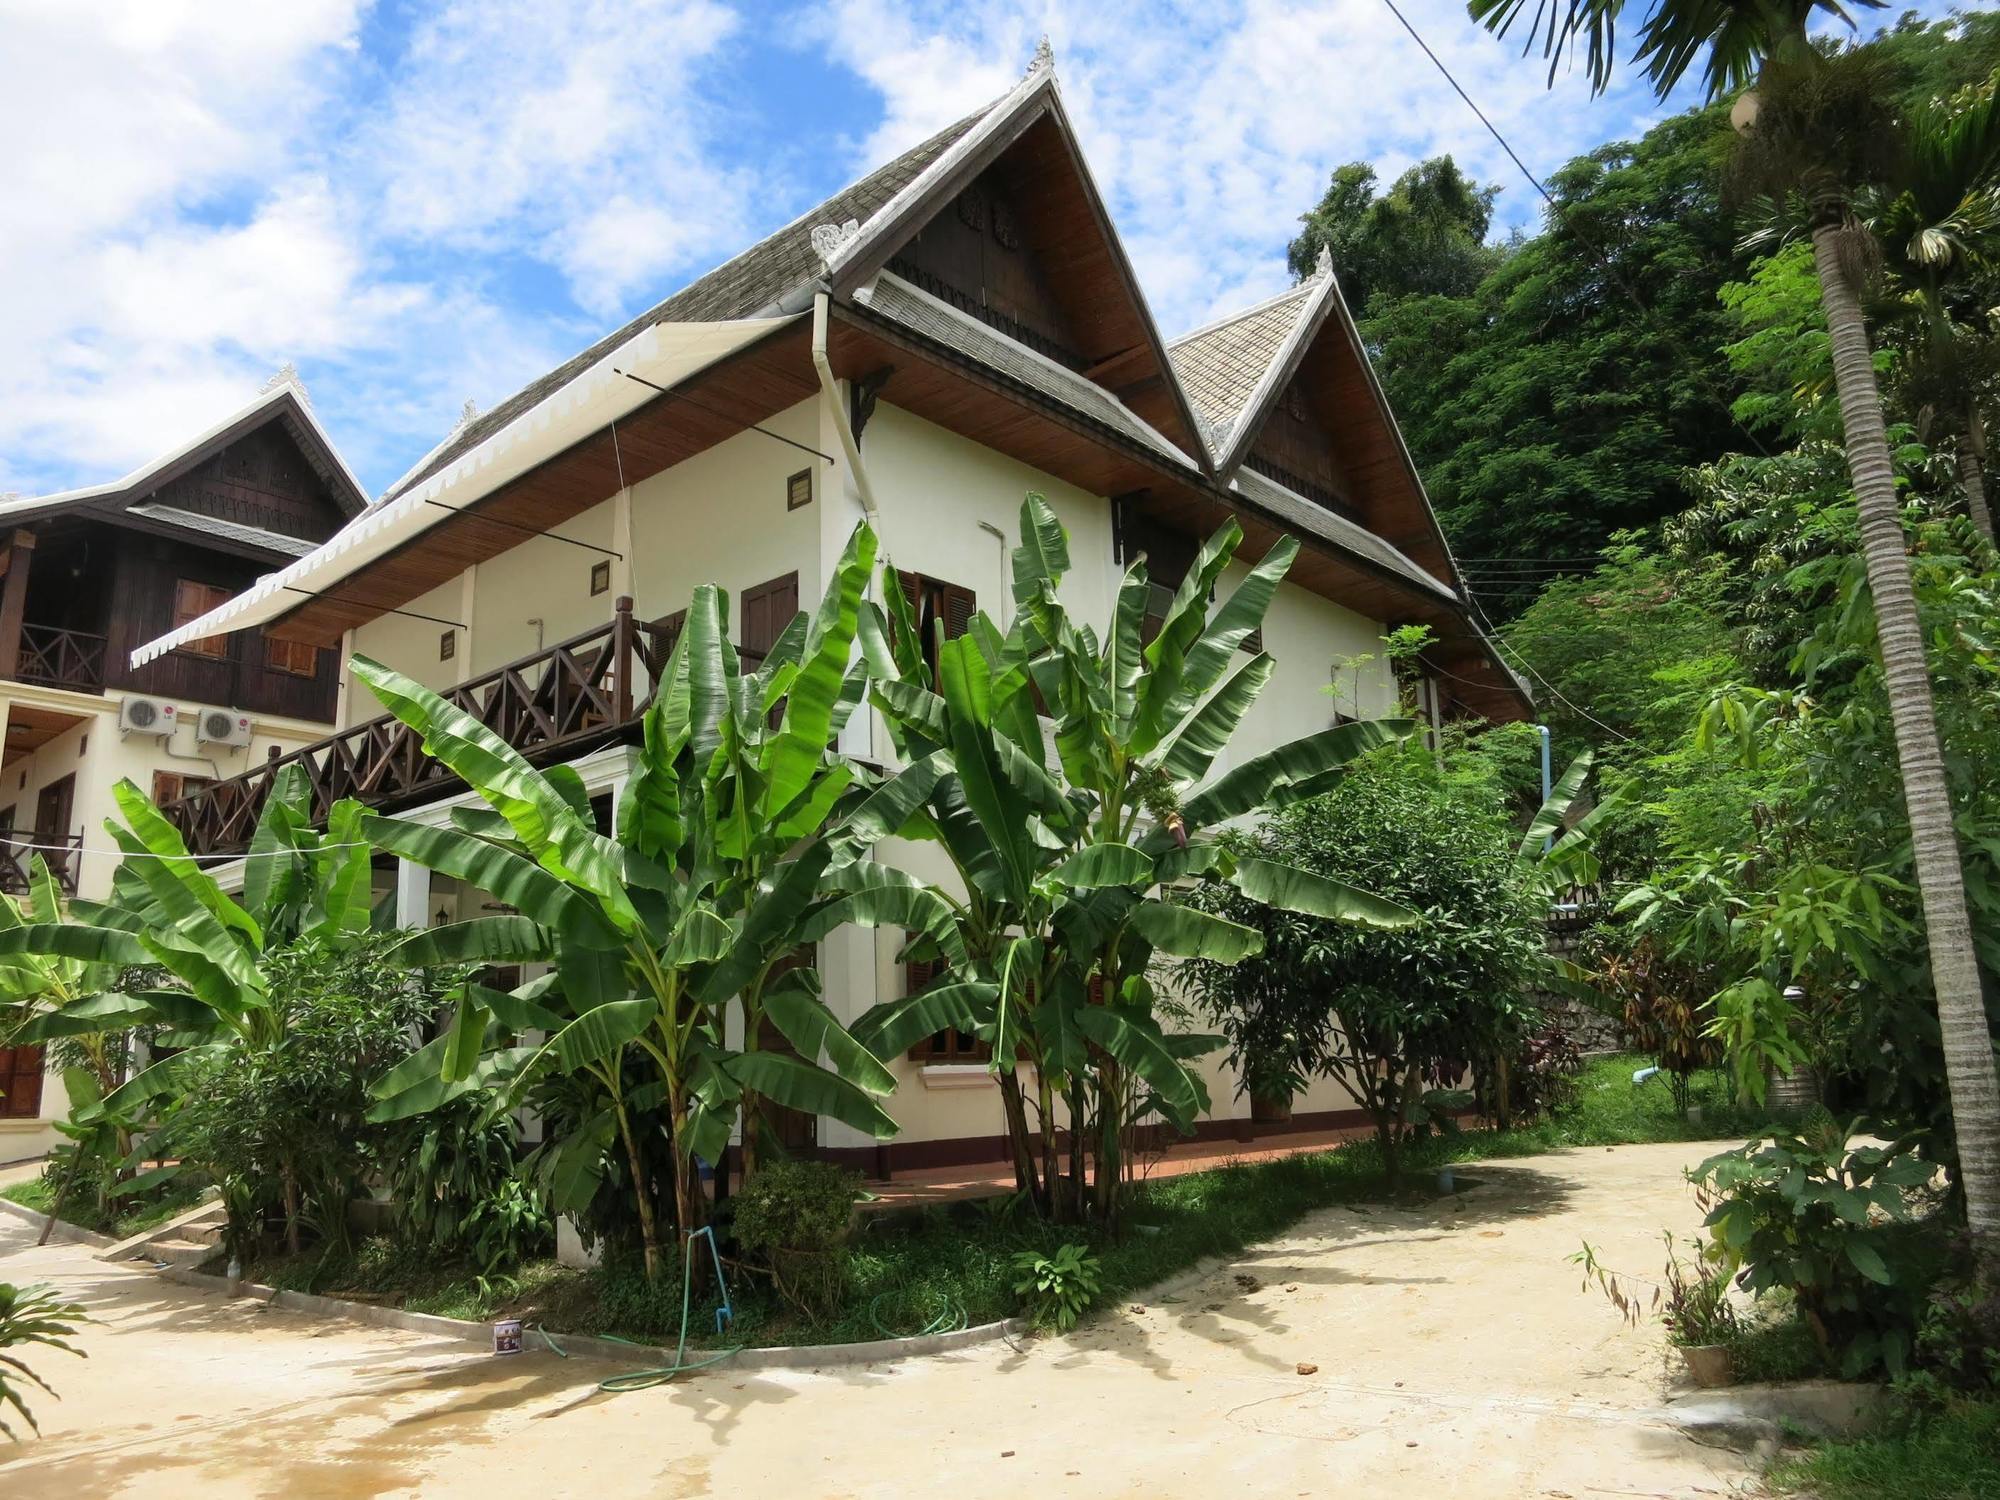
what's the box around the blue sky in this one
[0,0,1971,499]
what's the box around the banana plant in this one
[0,767,381,1250]
[358,522,917,1278]
[840,495,1418,1221]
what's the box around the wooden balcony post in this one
[0,530,37,682]
[612,595,635,722]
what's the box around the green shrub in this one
[732,1162,860,1319]
[1010,1243,1102,1332]
[731,1162,859,1256]
[1693,1114,1935,1377]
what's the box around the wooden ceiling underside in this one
[2,703,88,767]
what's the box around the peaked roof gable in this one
[817,60,1212,469]
[0,384,366,551]
[1175,254,1462,588]
[1169,278,1324,470]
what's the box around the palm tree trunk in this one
[1959,407,1994,544]
[1814,224,2000,1263]
[615,1096,664,1281]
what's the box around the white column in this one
[394,857,432,932]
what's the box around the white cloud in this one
[813,0,1685,334]
[0,0,777,497]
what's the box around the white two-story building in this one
[134,50,1529,1177]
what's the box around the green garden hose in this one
[531,1228,743,1394]
[867,1289,967,1340]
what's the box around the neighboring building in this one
[133,51,1529,1174]
[0,382,365,1158]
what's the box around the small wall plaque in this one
[590,559,611,595]
[440,629,456,661]
[787,468,813,510]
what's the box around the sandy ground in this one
[0,1141,1759,1500]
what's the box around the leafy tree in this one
[362,524,911,1277]
[168,931,459,1257]
[841,497,1417,1223]
[1365,106,1747,583]
[1183,744,1544,1186]
[1472,0,2000,1268]
[0,769,387,1253]
[1286,156,1502,311]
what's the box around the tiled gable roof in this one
[382,107,990,502]
[1167,283,1318,457]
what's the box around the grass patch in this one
[2,1174,210,1241]
[1766,1396,2000,1500]
[235,1053,1778,1351]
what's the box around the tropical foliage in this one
[0,1281,84,1440]
[842,496,1417,1223]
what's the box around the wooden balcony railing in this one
[160,598,751,857]
[15,624,107,692]
[0,830,81,898]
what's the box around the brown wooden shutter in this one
[740,572,799,664]
[0,1045,44,1119]
[941,583,977,641]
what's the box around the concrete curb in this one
[0,1192,121,1250]
[147,1262,1026,1373]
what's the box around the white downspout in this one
[811,290,881,533]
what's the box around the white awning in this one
[130,315,802,667]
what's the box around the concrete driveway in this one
[0,1141,1756,1499]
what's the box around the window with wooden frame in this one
[895,571,976,689]
[265,635,320,677]
[0,1044,45,1119]
[904,954,989,1064]
[151,771,216,806]
[173,579,234,658]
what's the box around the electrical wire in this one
[1371,0,1776,458]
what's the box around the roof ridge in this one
[1168,279,1317,350]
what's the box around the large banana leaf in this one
[390,915,554,967]
[548,997,657,1074]
[761,971,896,1097]
[1051,843,1155,889]
[1231,858,1418,927]
[849,977,994,1060]
[111,780,263,949]
[767,523,876,813]
[0,924,151,967]
[351,654,638,931]
[725,1049,898,1139]
[9,989,213,1040]
[1518,750,1595,860]
[1155,651,1275,783]
[1128,899,1264,960]
[1072,1003,1201,1127]
[1174,535,1298,708]
[362,814,620,945]
[1181,718,1414,829]
[797,872,967,967]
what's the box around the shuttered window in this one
[740,573,800,666]
[173,580,234,659]
[266,636,319,676]
[152,771,216,806]
[0,1045,45,1119]
[895,571,976,689]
